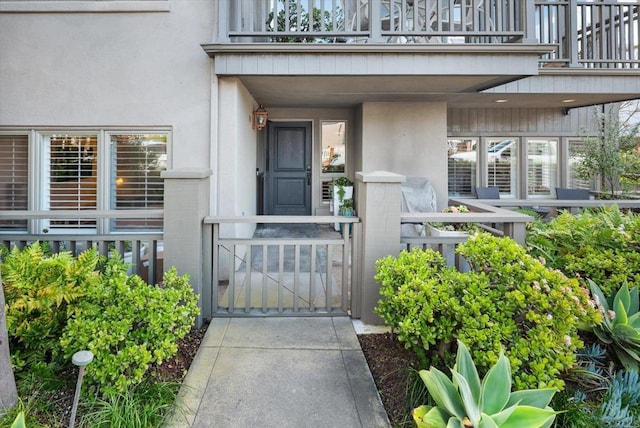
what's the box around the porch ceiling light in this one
[253,105,268,130]
[495,99,508,103]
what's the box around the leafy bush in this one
[2,243,100,375]
[527,206,640,296]
[375,233,601,390]
[587,280,640,371]
[413,340,557,428]
[60,254,199,395]
[2,244,199,395]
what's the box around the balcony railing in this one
[218,0,639,69]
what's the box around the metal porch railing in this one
[0,210,164,285]
[217,0,639,69]
[202,215,360,318]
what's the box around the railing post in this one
[503,221,526,246]
[369,0,384,42]
[216,0,230,43]
[522,0,538,44]
[161,169,212,327]
[567,0,580,67]
[354,171,405,324]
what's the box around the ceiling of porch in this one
[238,74,640,110]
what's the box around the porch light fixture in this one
[253,105,268,130]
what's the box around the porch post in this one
[161,168,212,327]
[354,171,405,325]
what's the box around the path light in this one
[68,350,93,428]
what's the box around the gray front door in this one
[265,121,312,215]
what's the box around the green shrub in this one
[587,279,640,371]
[2,243,100,375]
[375,233,601,390]
[413,340,557,428]
[527,206,640,296]
[60,254,199,395]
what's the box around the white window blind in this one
[568,139,590,190]
[0,135,28,231]
[527,139,557,197]
[47,135,98,230]
[487,138,518,197]
[110,134,166,231]
[448,138,477,197]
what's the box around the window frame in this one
[0,128,170,235]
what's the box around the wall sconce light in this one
[253,105,268,130]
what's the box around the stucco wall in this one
[361,102,448,210]
[217,78,257,235]
[0,1,214,169]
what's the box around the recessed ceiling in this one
[238,75,639,110]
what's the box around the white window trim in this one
[0,127,170,235]
[0,1,170,13]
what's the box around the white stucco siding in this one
[361,102,448,210]
[217,77,257,227]
[0,1,214,169]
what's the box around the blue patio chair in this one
[475,186,500,199]
[555,187,590,200]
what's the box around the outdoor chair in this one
[555,187,590,200]
[555,187,590,214]
[475,186,500,199]
[476,186,550,218]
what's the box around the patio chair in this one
[475,186,500,199]
[555,187,590,214]
[555,187,590,200]
[476,186,550,218]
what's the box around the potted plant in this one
[332,177,354,230]
[338,198,355,216]
[425,205,479,237]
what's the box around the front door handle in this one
[306,172,311,185]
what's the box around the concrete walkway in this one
[167,317,390,428]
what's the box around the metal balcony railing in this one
[217,0,639,69]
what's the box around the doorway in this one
[264,121,312,215]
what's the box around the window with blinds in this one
[0,135,28,231]
[448,138,477,197]
[111,134,166,231]
[527,139,557,197]
[47,135,98,230]
[568,138,590,190]
[487,138,518,197]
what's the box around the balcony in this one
[215,0,639,69]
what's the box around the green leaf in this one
[11,412,26,428]
[589,279,610,312]
[481,352,511,415]
[479,413,500,428]
[488,403,518,426]
[630,286,639,315]
[451,370,480,427]
[614,283,631,315]
[612,323,640,341]
[446,417,465,428]
[454,340,481,403]
[506,388,556,409]
[499,406,557,428]
[413,405,449,428]
[615,299,629,326]
[616,348,640,371]
[420,368,466,420]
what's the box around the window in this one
[321,121,346,174]
[448,138,477,197]
[0,129,168,234]
[487,138,518,197]
[568,138,590,190]
[0,134,28,231]
[527,138,557,197]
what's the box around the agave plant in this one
[588,279,640,371]
[413,340,557,428]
